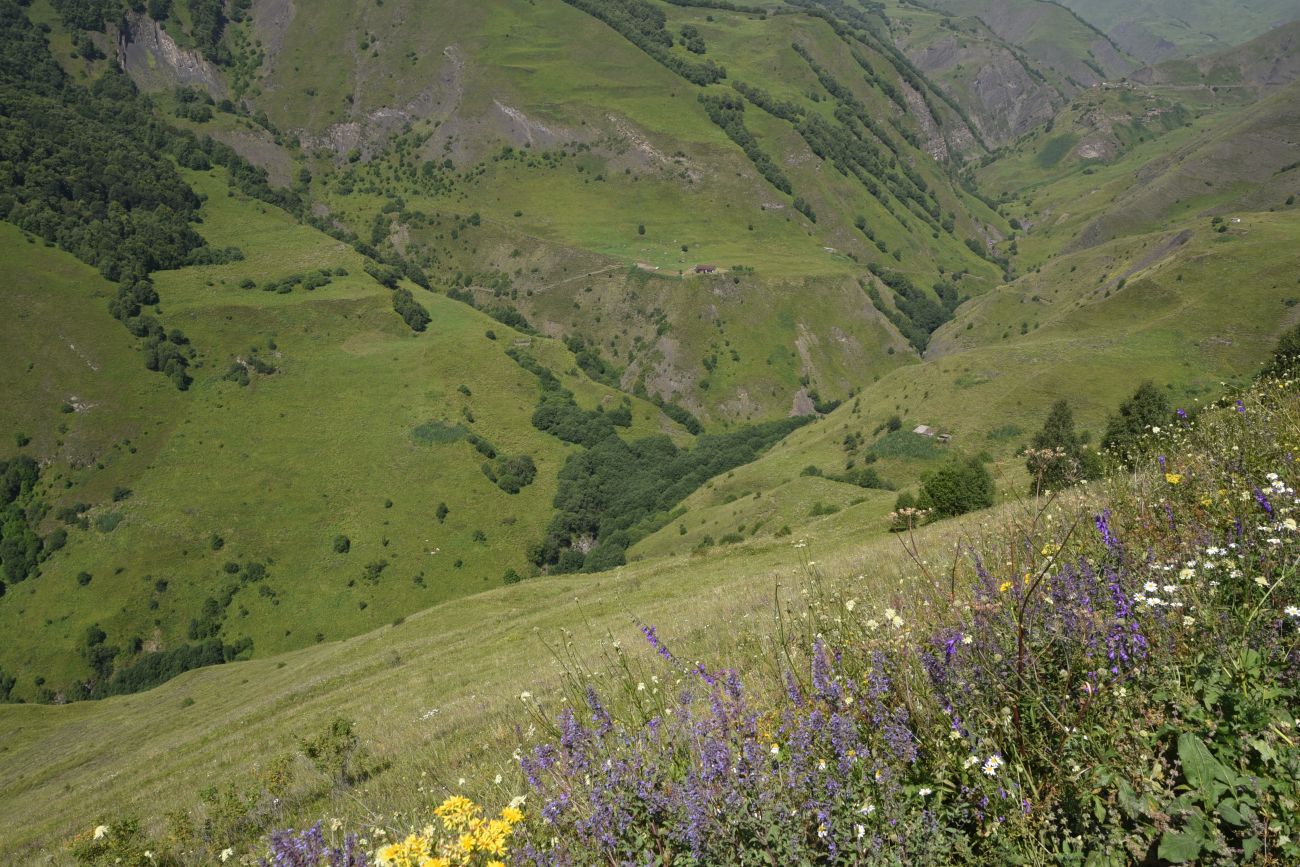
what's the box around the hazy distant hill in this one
[1060,0,1300,61]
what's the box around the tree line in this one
[559,0,726,86]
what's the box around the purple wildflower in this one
[261,824,367,867]
[1103,566,1147,674]
[1095,510,1118,549]
[641,624,673,660]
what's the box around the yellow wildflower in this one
[435,795,479,832]
[488,862,506,867]
[1165,473,1183,485]
[998,580,1013,593]
[374,834,433,867]
[475,818,514,856]
[501,806,524,825]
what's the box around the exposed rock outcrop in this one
[117,13,226,97]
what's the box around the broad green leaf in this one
[1216,799,1245,826]
[1159,829,1204,863]
[1178,733,1229,793]
[1250,738,1276,763]
[1117,780,1141,819]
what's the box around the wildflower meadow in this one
[73,378,1300,865]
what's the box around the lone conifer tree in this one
[1102,382,1170,467]
[1027,399,1100,491]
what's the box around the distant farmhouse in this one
[694,264,717,274]
[913,424,952,443]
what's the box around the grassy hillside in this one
[905,0,1134,86]
[2,0,1296,701]
[651,207,1300,551]
[0,167,694,700]
[102,0,1025,419]
[1129,20,1300,90]
[3,375,1296,864]
[0,482,930,861]
[978,79,1300,265]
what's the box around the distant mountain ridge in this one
[1058,0,1300,61]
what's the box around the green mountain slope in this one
[648,206,1299,551]
[0,508,925,860]
[108,0,1024,420]
[905,0,1134,85]
[1130,19,1300,89]
[978,74,1300,265]
[0,169,693,698]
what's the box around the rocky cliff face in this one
[117,13,227,97]
[907,35,1063,145]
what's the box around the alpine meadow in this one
[2,0,1300,863]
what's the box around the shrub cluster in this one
[698,92,792,195]
[531,417,809,573]
[0,455,43,588]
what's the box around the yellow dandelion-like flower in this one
[374,834,434,867]
[457,832,477,854]
[474,818,513,856]
[435,795,479,832]
[1165,473,1183,485]
[998,580,1013,593]
[500,806,524,825]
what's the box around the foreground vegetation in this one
[53,372,1300,864]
